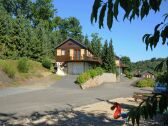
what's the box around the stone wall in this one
[80,73,117,89]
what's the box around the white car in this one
[154,83,168,93]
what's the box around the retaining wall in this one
[80,73,117,89]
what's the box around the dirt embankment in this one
[0,70,13,87]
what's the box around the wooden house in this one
[140,71,155,79]
[115,56,126,75]
[55,38,102,75]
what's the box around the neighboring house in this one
[140,71,155,79]
[55,38,102,75]
[133,70,141,77]
[115,56,126,75]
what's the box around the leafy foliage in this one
[91,0,168,49]
[121,56,132,72]
[91,0,162,28]
[101,40,108,70]
[121,56,133,78]
[0,1,84,61]
[125,70,133,79]
[143,20,168,50]
[90,33,102,57]
[101,39,116,73]
[132,57,167,76]
[91,0,168,125]
[76,67,104,85]
[136,78,155,87]
[2,64,16,78]
[105,39,116,73]
[128,93,168,126]
[18,58,29,73]
[129,58,168,125]
[42,58,52,69]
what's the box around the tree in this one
[58,17,84,42]
[90,0,168,125]
[101,40,108,70]
[106,39,116,73]
[0,0,32,18]
[0,7,18,59]
[121,56,132,73]
[90,33,102,57]
[91,0,168,50]
[0,0,84,61]
[84,35,91,48]
[31,0,56,27]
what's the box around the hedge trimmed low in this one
[136,78,155,87]
[76,67,104,85]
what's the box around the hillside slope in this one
[132,58,167,74]
[0,59,55,88]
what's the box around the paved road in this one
[0,76,149,115]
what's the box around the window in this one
[61,50,65,55]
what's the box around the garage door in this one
[68,62,84,74]
[73,63,84,74]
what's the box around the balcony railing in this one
[56,55,102,64]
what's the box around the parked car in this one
[154,83,168,93]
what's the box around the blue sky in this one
[53,0,168,62]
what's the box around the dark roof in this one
[115,55,120,60]
[55,38,87,49]
[140,71,154,75]
[55,38,96,55]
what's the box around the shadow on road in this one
[0,108,129,126]
[96,98,136,110]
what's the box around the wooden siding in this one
[142,72,155,79]
[55,39,101,64]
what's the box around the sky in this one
[53,0,168,62]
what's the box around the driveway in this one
[0,76,150,115]
[50,75,80,90]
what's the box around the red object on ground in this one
[111,102,122,119]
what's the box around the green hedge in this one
[136,78,155,87]
[76,67,104,85]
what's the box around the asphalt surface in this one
[0,75,148,116]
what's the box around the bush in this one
[18,58,29,73]
[96,67,104,75]
[88,69,97,78]
[42,58,52,69]
[125,70,133,79]
[2,64,16,78]
[76,72,91,84]
[76,67,104,85]
[136,78,155,87]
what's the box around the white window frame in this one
[61,50,65,56]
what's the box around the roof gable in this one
[141,71,154,75]
[55,38,87,49]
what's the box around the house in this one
[140,71,155,79]
[115,56,126,75]
[55,38,102,75]
[133,70,141,77]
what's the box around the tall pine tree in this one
[84,35,90,48]
[106,39,116,73]
[101,40,108,70]
[90,33,102,57]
